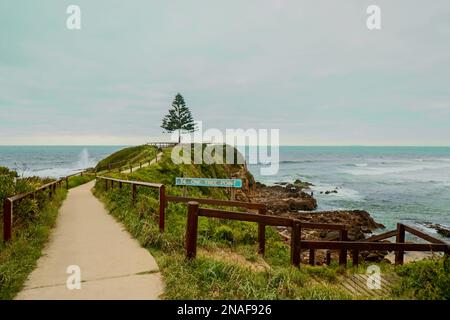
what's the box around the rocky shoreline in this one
[246,179,390,265]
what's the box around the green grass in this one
[95,145,158,172]
[0,188,67,299]
[67,174,95,189]
[392,257,450,300]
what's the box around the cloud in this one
[0,0,449,145]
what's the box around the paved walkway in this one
[16,180,164,300]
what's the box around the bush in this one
[214,225,234,243]
[393,258,449,300]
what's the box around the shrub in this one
[393,258,449,300]
[214,225,234,244]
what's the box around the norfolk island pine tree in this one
[161,93,197,143]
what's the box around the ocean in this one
[248,146,450,235]
[0,145,449,236]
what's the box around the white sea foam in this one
[355,163,368,167]
[341,161,450,176]
[311,183,364,202]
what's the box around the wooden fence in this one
[184,201,449,268]
[96,176,166,232]
[2,170,89,242]
[147,142,177,149]
[3,179,63,241]
[94,177,449,268]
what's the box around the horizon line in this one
[1,144,450,148]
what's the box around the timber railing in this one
[95,176,449,268]
[147,142,178,148]
[167,196,268,253]
[96,176,166,231]
[2,170,90,242]
[3,179,63,241]
[184,202,449,268]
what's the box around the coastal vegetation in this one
[95,145,158,172]
[93,145,448,300]
[0,167,67,299]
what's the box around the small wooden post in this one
[290,221,301,267]
[132,184,137,206]
[309,249,315,266]
[352,249,359,267]
[339,229,348,268]
[326,251,331,265]
[119,182,122,189]
[111,180,114,189]
[130,165,133,173]
[105,179,108,191]
[257,207,266,255]
[108,164,112,172]
[186,202,199,259]
[66,177,69,189]
[395,223,406,265]
[159,185,166,232]
[80,171,83,177]
[3,199,13,242]
[139,162,142,169]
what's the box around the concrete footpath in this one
[16,180,164,300]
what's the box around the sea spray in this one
[76,148,91,169]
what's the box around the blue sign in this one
[175,177,242,188]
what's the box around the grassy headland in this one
[95,145,158,172]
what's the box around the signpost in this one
[175,177,242,199]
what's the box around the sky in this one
[1,0,450,146]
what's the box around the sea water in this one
[247,146,450,235]
[0,145,449,236]
[0,146,123,178]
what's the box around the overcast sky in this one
[1,0,449,145]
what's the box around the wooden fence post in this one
[130,165,133,173]
[159,185,166,232]
[352,249,359,267]
[309,249,315,266]
[132,184,137,206]
[3,199,13,242]
[186,201,199,259]
[257,207,266,255]
[290,221,301,267]
[395,223,406,265]
[66,177,69,190]
[105,179,108,191]
[119,182,122,189]
[339,229,348,268]
[326,251,331,265]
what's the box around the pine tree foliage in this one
[161,93,196,142]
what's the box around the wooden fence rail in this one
[2,170,91,242]
[184,202,449,268]
[94,176,449,269]
[3,179,63,241]
[96,176,166,232]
